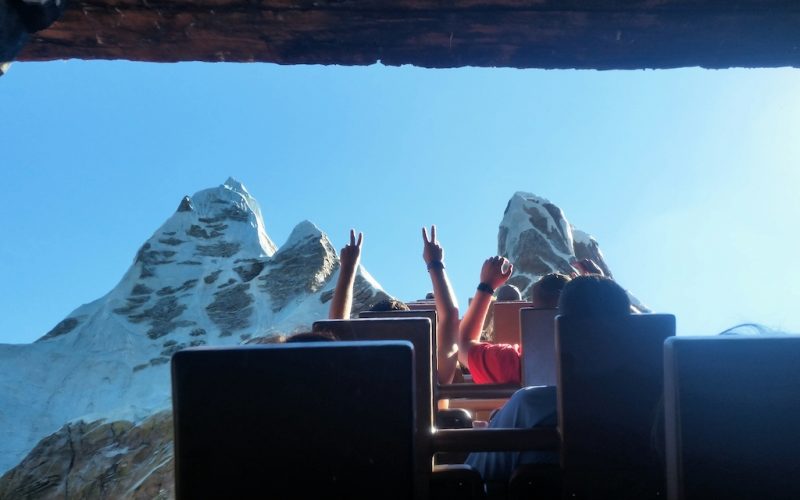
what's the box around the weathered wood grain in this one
[18,1,800,69]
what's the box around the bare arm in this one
[422,225,460,385]
[328,229,362,320]
[457,256,513,369]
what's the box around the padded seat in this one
[519,308,558,387]
[430,464,486,500]
[508,463,561,500]
[557,313,676,499]
[312,317,434,497]
[171,341,417,499]
[492,301,530,345]
[664,335,800,500]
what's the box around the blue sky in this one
[1,61,798,344]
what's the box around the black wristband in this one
[477,282,495,295]
[426,261,445,271]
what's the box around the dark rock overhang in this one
[14,0,800,69]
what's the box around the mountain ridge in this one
[0,178,390,475]
[0,181,642,496]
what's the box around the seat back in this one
[664,335,800,500]
[556,314,676,497]
[313,317,433,494]
[431,464,487,500]
[172,341,416,499]
[492,301,530,345]
[359,310,440,396]
[508,463,562,500]
[405,300,437,311]
[359,309,438,363]
[519,308,559,387]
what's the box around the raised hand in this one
[458,255,514,370]
[329,229,363,320]
[479,256,514,290]
[422,225,444,265]
[422,224,460,385]
[340,229,363,271]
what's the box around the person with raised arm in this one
[422,225,461,385]
[459,257,587,384]
[457,256,519,384]
[328,229,363,320]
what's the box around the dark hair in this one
[717,323,780,336]
[558,275,630,318]
[531,273,571,308]
[285,330,340,343]
[496,284,522,301]
[369,299,410,312]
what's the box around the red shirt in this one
[467,342,521,385]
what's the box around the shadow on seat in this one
[664,335,800,500]
[434,408,475,466]
[171,341,417,499]
[312,317,434,498]
[508,463,561,500]
[431,464,487,500]
[557,313,676,499]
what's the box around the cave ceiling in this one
[18,0,800,69]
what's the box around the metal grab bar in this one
[437,383,520,400]
[432,427,559,453]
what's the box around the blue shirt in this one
[465,385,558,482]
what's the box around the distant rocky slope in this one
[0,178,390,480]
[0,411,174,500]
[499,191,646,310]
[499,191,611,295]
[0,184,637,498]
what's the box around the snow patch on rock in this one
[0,179,389,475]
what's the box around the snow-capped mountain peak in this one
[499,191,577,292]
[282,220,327,248]
[165,177,278,259]
[500,191,628,301]
[0,185,646,495]
[0,180,389,476]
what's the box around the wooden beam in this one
[18,1,800,69]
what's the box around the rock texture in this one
[0,184,642,498]
[0,411,174,500]
[16,0,800,69]
[499,191,647,309]
[0,178,391,477]
[1,0,66,63]
[259,221,338,313]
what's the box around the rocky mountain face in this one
[498,191,645,309]
[0,186,634,498]
[0,179,390,488]
[0,411,174,500]
[499,191,606,295]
